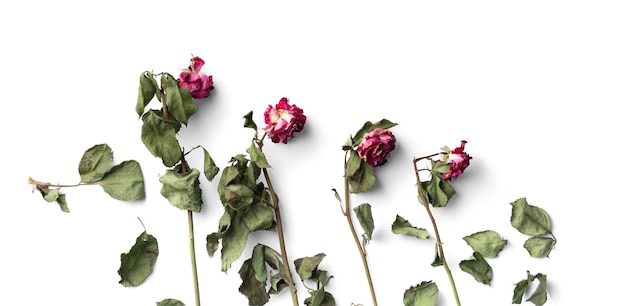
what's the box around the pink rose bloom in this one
[263,97,306,144]
[357,128,396,167]
[442,140,472,181]
[179,56,214,99]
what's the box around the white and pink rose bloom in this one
[263,97,306,144]
[442,140,472,181]
[357,128,396,167]
[179,56,214,99]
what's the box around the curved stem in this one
[344,151,378,306]
[188,211,201,306]
[262,166,299,306]
[413,158,461,306]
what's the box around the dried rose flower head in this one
[179,56,214,99]
[263,97,306,144]
[442,140,472,181]
[357,128,396,167]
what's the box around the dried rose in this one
[179,56,214,99]
[442,140,472,181]
[263,97,306,144]
[357,128,396,167]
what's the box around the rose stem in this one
[162,87,201,306]
[257,138,299,306]
[413,157,461,306]
[343,151,378,306]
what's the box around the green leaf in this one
[251,244,269,284]
[238,258,270,306]
[78,144,114,183]
[161,73,197,125]
[462,230,507,258]
[294,253,326,280]
[353,203,374,243]
[345,150,362,178]
[431,245,442,267]
[403,281,438,306]
[527,273,548,306]
[56,194,69,213]
[247,142,271,168]
[304,288,336,306]
[459,252,492,285]
[510,198,551,236]
[156,299,186,306]
[523,237,555,258]
[141,111,182,167]
[351,119,398,148]
[430,160,451,174]
[42,187,60,202]
[100,160,145,201]
[206,232,222,258]
[348,162,376,194]
[202,147,220,181]
[512,279,529,304]
[242,203,275,231]
[118,231,159,287]
[392,215,430,239]
[514,271,549,306]
[159,168,203,212]
[220,214,250,272]
[35,185,69,212]
[243,111,258,131]
[224,184,255,210]
[422,170,455,207]
[136,71,157,117]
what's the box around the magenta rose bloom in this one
[263,97,306,144]
[442,140,472,181]
[179,56,214,99]
[357,128,396,167]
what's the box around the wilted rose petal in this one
[357,128,396,167]
[263,97,306,144]
[179,56,214,99]
[442,140,472,181]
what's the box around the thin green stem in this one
[413,158,461,306]
[161,93,200,306]
[188,211,201,306]
[344,151,378,306]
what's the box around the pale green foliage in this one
[156,299,185,306]
[118,231,159,287]
[512,271,548,306]
[354,203,374,244]
[523,237,555,258]
[459,252,493,285]
[78,144,113,183]
[510,198,551,236]
[100,160,145,201]
[462,230,507,258]
[391,215,430,239]
[159,167,203,212]
[294,254,335,306]
[403,281,438,306]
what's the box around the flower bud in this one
[357,128,396,167]
[263,98,306,144]
[442,140,472,180]
[179,56,214,99]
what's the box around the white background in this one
[1,1,625,305]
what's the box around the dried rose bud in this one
[357,128,396,167]
[263,97,306,144]
[179,56,214,99]
[442,140,472,181]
